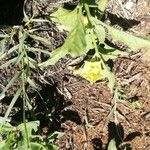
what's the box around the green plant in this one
[0,13,59,149]
[0,117,63,150]
[107,138,117,150]
[39,0,150,93]
[106,87,128,122]
[1,0,150,149]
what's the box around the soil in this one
[0,0,150,150]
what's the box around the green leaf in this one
[130,101,141,109]
[27,77,38,90]
[85,29,95,50]
[1,88,22,127]
[0,93,5,100]
[0,39,6,54]
[0,44,19,61]
[107,25,150,50]
[48,144,58,150]
[39,15,86,67]
[102,63,115,93]
[107,139,117,150]
[0,134,16,150]
[30,142,47,150]
[50,7,78,31]
[0,117,13,133]
[0,34,9,38]
[100,44,128,61]
[39,47,67,66]
[27,46,50,55]
[24,93,33,110]
[93,18,150,50]
[0,57,18,69]
[97,0,109,14]
[94,24,106,43]
[48,131,64,142]
[24,57,38,69]
[18,121,40,137]
[65,19,86,57]
[16,50,25,64]
[0,140,7,150]
[28,34,51,46]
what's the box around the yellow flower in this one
[74,61,105,84]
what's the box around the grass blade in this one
[27,77,38,90]
[27,47,50,55]
[28,34,51,46]
[0,44,19,60]
[1,88,22,127]
[0,71,21,100]
[0,57,18,69]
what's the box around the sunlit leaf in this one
[107,139,117,150]
[39,14,86,67]
[102,63,115,93]
[39,47,67,66]
[19,121,39,134]
[97,0,109,16]
[50,7,78,31]
[1,88,22,127]
[0,34,9,38]
[85,29,95,50]
[101,44,128,61]
[94,24,106,43]
[93,18,150,50]
[0,117,13,133]
[130,101,141,109]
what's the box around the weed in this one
[0,0,150,149]
[39,0,150,92]
[0,7,59,150]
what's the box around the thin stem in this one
[20,31,30,148]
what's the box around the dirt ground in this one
[0,0,150,150]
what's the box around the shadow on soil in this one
[0,0,24,25]
[92,138,103,150]
[1,82,82,133]
[106,122,142,150]
[103,12,140,30]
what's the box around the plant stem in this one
[20,31,30,148]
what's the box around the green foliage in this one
[1,0,150,149]
[107,139,117,150]
[106,87,129,122]
[39,0,150,92]
[97,0,109,14]
[130,100,141,109]
[0,117,63,150]
[50,7,78,31]
[0,15,58,150]
[39,6,86,66]
[96,20,150,50]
